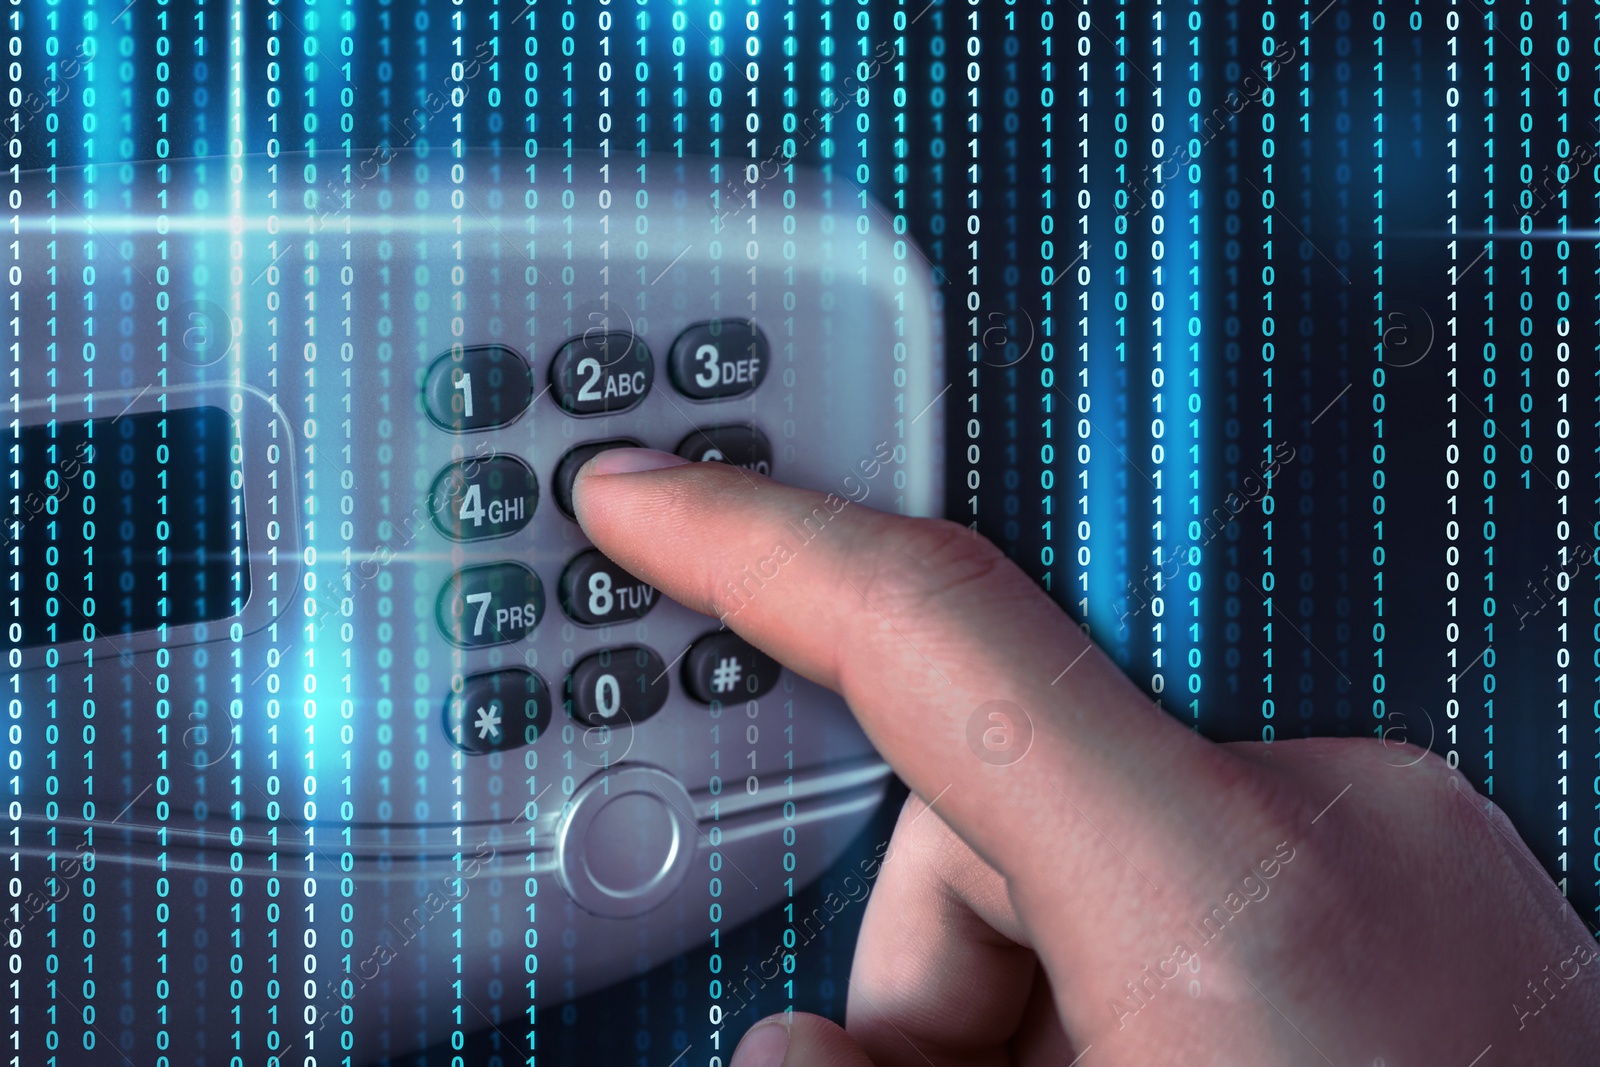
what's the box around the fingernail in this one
[582,447,693,477]
[729,1020,790,1067]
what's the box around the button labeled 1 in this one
[423,345,533,432]
[429,455,538,541]
[668,320,770,401]
[549,332,654,416]
[436,563,545,647]
[560,549,658,626]
[566,646,670,728]
[443,668,552,754]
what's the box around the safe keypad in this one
[425,320,782,754]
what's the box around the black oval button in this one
[549,332,654,416]
[423,345,533,432]
[668,320,770,400]
[444,669,552,754]
[552,438,643,519]
[682,631,782,704]
[429,455,538,541]
[566,646,670,728]
[560,550,659,626]
[675,425,773,477]
[436,563,545,647]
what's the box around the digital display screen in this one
[8,406,246,647]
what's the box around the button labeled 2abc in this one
[436,563,545,647]
[549,332,654,416]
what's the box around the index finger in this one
[572,449,1257,900]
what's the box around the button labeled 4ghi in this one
[560,549,658,626]
[429,455,538,541]
[436,563,545,647]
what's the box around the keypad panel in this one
[422,324,784,752]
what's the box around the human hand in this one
[573,448,1600,1067]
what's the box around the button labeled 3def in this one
[444,668,552,754]
[436,563,545,647]
[429,455,538,541]
[668,320,770,400]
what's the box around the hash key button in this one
[560,550,659,627]
[436,563,545,648]
[549,331,655,416]
[423,345,533,432]
[668,320,770,401]
[443,668,552,754]
[682,631,782,704]
[429,455,538,541]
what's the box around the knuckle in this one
[850,517,1012,618]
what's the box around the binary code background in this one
[5,0,1594,1063]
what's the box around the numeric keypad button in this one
[436,563,545,647]
[549,332,655,416]
[423,345,533,432]
[552,438,643,520]
[565,646,670,728]
[668,320,770,401]
[675,425,773,476]
[443,668,551,754]
[559,550,659,626]
[682,631,782,704]
[429,455,538,541]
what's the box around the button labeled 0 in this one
[565,646,670,728]
[430,455,538,541]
